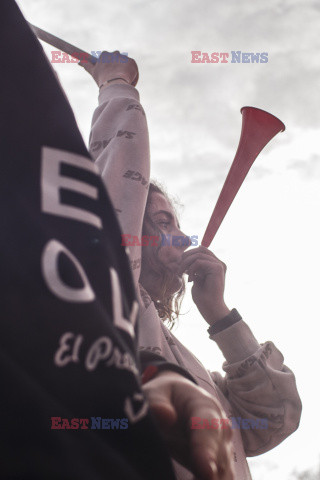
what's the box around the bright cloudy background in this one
[17,0,320,478]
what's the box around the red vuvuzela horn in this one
[201,107,285,248]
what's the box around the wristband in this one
[99,77,129,89]
[207,308,242,338]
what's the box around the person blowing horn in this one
[81,52,302,480]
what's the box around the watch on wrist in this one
[207,308,242,338]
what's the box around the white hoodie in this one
[90,83,302,480]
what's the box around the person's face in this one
[141,192,190,296]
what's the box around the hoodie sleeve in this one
[209,318,302,456]
[89,83,150,287]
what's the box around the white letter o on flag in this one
[41,239,95,303]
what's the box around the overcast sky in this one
[17,0,320,478]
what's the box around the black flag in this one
[0,2,175,479]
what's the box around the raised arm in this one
[81,52,149,286]
[178,246,302,454]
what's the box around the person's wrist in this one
[99,77,130,90]
[142,364,196,385]
[206,304,231,326]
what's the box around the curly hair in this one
[140,181,186,328]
